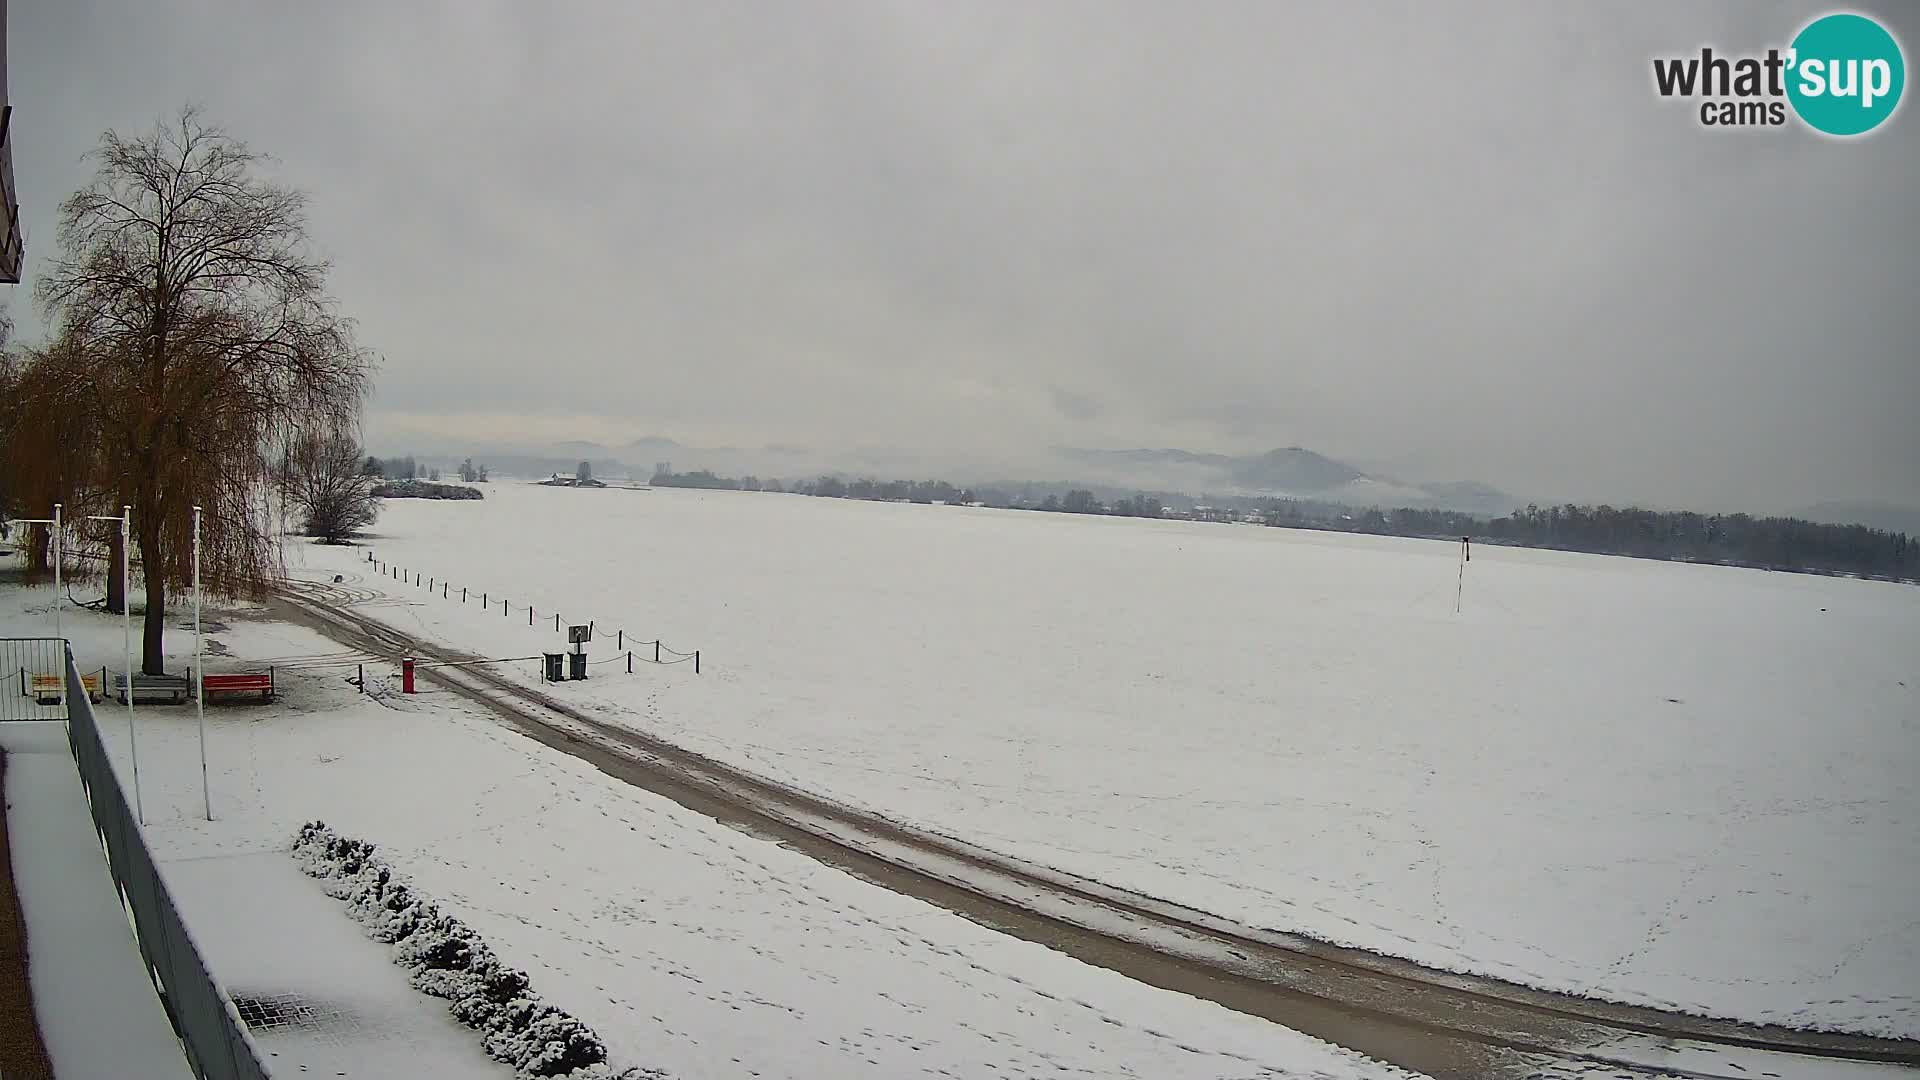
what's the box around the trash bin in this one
[542,653,565,682]
[568,651,587,680]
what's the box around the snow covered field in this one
[0,584,1409,1079]
[292,482,1918,1039]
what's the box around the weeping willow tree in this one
[25,107,372,673]
[0,329,110,583]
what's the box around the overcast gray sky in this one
[8,2,1917,512]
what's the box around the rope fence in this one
[356,550,701,675]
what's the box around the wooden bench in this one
[29,673,102,705]
[198,670,275,703]
[113,673,192,705]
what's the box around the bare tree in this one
[287,426,379,542]
[33,107,372,673]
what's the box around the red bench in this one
[199,670,275,702]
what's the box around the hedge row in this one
[292,822,666,1079]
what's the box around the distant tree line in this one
[1481,504,1916,578]
[362,455,489,483]
[645,467,1917,582]
[365,455,418,480]
[370,479,484,501]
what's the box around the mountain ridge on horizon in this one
[367,431,1920,533]
[373,433,1525,515]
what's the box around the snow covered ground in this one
[0,582,1412,1079]
[286,482,1917,1039]
[0,721,194,1080]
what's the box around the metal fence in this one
[61,648,274,1080]
[0,637,69,721]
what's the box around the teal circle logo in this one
[1786,13,1905,136]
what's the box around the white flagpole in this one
[85,509,142,822]
[53,503,64,712]
[15,508,67,708]
[51,503,63,647]
[194,506,210,820]
[123,506,142,824]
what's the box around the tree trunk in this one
[136,518,167,675]
[141,571,167,675]
[106,528,126,614]
[27,524,50,577]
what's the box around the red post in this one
[402,657,416,694]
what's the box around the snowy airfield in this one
[285,481,1919,1040]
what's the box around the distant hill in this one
[373,434,1518,514]
[1224,447,1366,490]
[1052,446,1515,513]
[1794,501,1920,536]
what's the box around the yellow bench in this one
[30,673,102,705]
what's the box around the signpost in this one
[567,624,590,681]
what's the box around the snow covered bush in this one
[292,822,666,1079]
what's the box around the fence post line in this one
[627,651,632,674]
[463,587,467,602]
[529,606,534,626]
[617,629,622,649]
[695,650,701,675]
[654,640,661,663]
[555,613,560,632]
[357,663,364,693]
